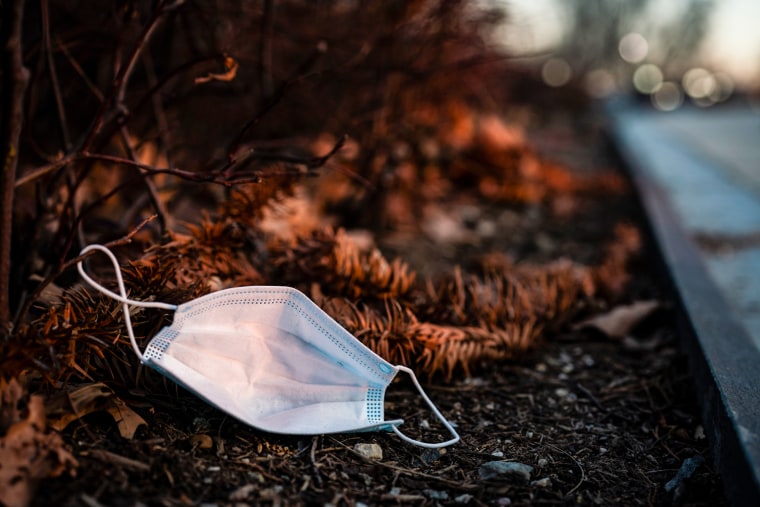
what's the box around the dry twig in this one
[0,0,30,332]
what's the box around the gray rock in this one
[424,489,449,500]
[455,493,474,504]
[665,455,705,495]
[353,442,383,460]
[228,484,256,501]
[420,447,440,464]
[478,461,534,481]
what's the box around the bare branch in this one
[116,126,169,232]
[258,0,276,101]
[58,37,105,103]
[1,0,30,333]
[81,0,186,152]
[41,0,71,151]
[115,1,186,106]
[13,153,75,188]
[225,40,328,167]
[13,216,158,328]
[141,50,173,167]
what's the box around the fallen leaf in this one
[106,396,148,440]
[47,382,112,431]
[48,383,146,439]
[0,378,78,507]
[574,300,662,339]
[194,55,239,84]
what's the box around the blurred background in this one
[492,0,760,110]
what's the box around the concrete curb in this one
[607,102,760,507]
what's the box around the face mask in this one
[76,244,459,448]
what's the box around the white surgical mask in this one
[77,244,459,448]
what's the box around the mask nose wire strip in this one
[390,365,460,448]
[76,244,178,362]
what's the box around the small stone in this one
[424,489,449,500]
[537,458,548,467]
[358,473,373,486]
[479,461,533,481]
[496,497,512,506]
[229,484,256,501]
[491,450,504,457]
[463,377,486,386]
[354,443,383,460]
[555,387,569,398]
[207,466,221,472]
[455,493,474,504]
[421,447,441,464]
[694,425,706,440]
[531,477,552,488]
[665,455,705,493]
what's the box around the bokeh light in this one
[618,32,649,63]
[633,64,663,94]
[651,82,683,111]
[682,68,735,106]
[541,57,572,87]
[501,1,760,93]
[711,72,734,102]
[584,69,617,98]
[682,68,715,98]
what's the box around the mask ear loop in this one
[76,244,178,362]
[390,365,460,448]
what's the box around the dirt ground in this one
[34,327,726,507]
[28,110,729,507]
